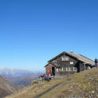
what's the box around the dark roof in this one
[48,51,94,65]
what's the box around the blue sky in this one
[0,0,98,72]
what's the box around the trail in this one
[34,82,62,98]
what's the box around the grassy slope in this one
[5,68,98,98]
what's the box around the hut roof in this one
[47,51,94,66]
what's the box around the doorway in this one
[52,67,55,76]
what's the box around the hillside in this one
[0,76,16,98]
[5,68,98,98]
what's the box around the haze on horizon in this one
[0,0,98,72]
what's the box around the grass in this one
[5,68,98,98]
[5,78,64,98]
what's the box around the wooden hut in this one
[45,51,95,76]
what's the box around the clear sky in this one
[0,0,98,72]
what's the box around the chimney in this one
[95,58,98,67]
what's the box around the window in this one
[66,67,71,71]
[52,60,57,63]
[73,67,77,71]
[56,68,59,72]
[70,61,74,65]
[68,67,71,71]
[66,67,68,71]
[62,67,64,71]
[61,56,69,61]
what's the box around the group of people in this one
[39,74,52,81]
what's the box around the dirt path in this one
[34,80,69,98]
[34,82,62,98]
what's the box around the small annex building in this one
[45,51,95,76]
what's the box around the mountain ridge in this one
[0,75,16,98]
[0,69,42,89]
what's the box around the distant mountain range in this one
[0,69,43,89]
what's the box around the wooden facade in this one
[45,52,95,76]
